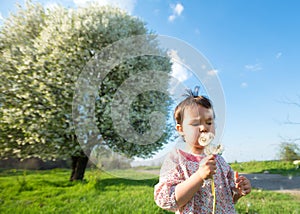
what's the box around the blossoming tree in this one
[0,2,172,180]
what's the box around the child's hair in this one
[174,87,215,125]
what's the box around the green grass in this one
[0,168,299,214]
[0,168,170,214]
[235,190,300,213]
[230,160,300,175]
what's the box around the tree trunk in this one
[70,153,89,181]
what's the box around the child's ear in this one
[176,124,183,135]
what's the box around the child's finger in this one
[234,171,239,188]
[207,155,215,160]
[234,171,239,180]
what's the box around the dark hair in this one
[174,87,215,125]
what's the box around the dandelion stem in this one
[211,177,216,214]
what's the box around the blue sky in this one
[1,0,300,163]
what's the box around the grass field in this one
[0,161,300,214]
[230,160,300,175]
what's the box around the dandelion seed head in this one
[198,132,214,146]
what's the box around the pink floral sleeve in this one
[154,150,185,212]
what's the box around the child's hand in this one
[198,155,217,180]
[234,171,251,196]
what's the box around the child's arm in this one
[175,155,216,208]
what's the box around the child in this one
[154,87,251,213]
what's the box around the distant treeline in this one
[0,158,71,170]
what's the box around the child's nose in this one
[199,125,207,132]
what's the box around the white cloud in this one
[171,62,190,82]
[168,49,191,82]
[173,3,184,16]
[245,63,262,72]
[241,82,248,88]
[73,0,137,14]
[168,15,176,22]
[168,3,184,22]
[207,69,218,76]
[276,52,282,59]
[168,49,181,61]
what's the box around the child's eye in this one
[206,121,213,125]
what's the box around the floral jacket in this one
[154,149,237,214]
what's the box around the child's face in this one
[176,105,215,153]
